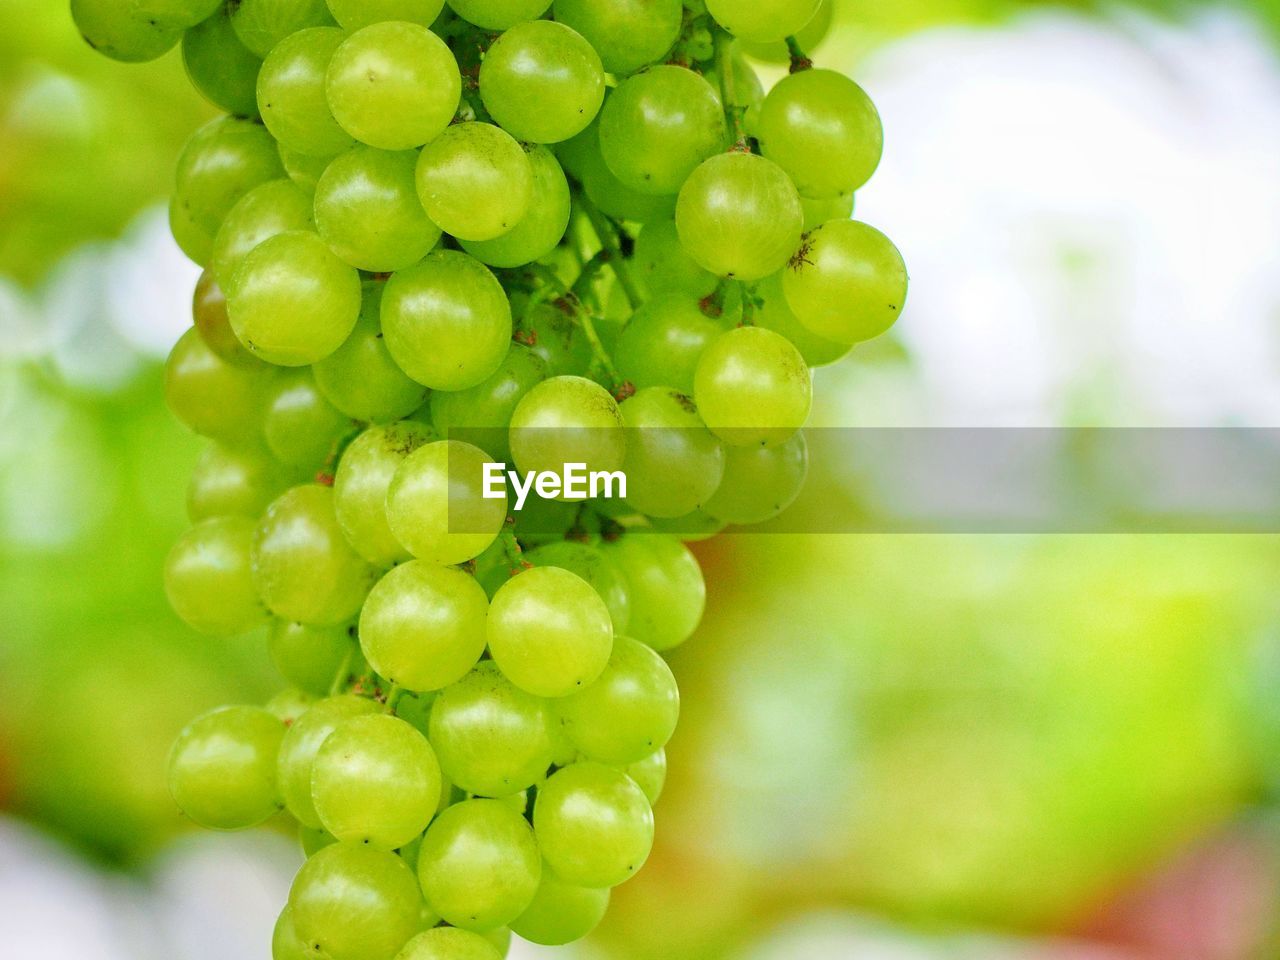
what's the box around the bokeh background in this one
[3,1,1280,957]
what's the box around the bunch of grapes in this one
[73,0,905,957]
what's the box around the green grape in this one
[313,714,443,849]
[428,660,556,798]
[263,369,351,469]
[430,344,545,463]
[461,147,571,269]
[226,230,363,366]
[694,325,811,447]
[615,295,726,395]
[647,508,727,542]
[315,147,442,273]
[395,927,503,960]
[487,566,613,698]
[300,824,340,857]
[385,440,508,565]
[327,0,446,29]
[193,268,256,367]
[508,376,626,483]
[617,747,666,805]
[445,0,551,29]
[168,706,284,830]
[71,0,181,63]
[533,761,653,888]
[174,117,285,238]
[602,534,703,651]
[267,688,317,726]
[230,0,336,58]
[211,178,315,287]
[273,905,312,960]
[187,442,289,521]
[269,619,355,695]
[417,798,541,931]
[183,6,263,117]
[782,219,908,344]
[164,327,272,442]
[289,842,423,960]
[801,191,854,232]
[170,198,215,266]
[552,123,597,182]
[599,66,727,196]
[278,142,331,195]
[510,872,609,946]
[381,251,513,391]
[519,302,593,378]
[144,0,224,29]
[165,517,268,636]
[705,0,821,43]
[523,540,630,636]
[675,151,803,282]
[416,123,533,243]
[581,131,678,224]
[619,387,725,518]
[755,271,852,367]
[633,220,718,300]
[279,695,380,826]
[479,928,511,958]
[479,21,605,145]
[704,430,808,524]
[551,0,683,76]
[703,47,765,118]
[334,422,436,566]
[257,27,353,159]
[326,22,461,151]
[757,69,883,199]
[741,0,833,62]
[359,561,489,692]
[253,484,378,625]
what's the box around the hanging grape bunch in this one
[73,0,906,956]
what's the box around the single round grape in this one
[257,28,353,161]
[170,197,215,266]
[230,0,336,58]
[385,440,508,566]
[381,251,513,391]
[395,926,503,960]
[211,178,315,288]
[326,22,461,151]
[359,561,489,692]
[508,376,626,484]
[183,5,262,117]
[579,131,678,224]
[602,534,703,651]
[461,147,570,269]
[487,566,613,698]
[801,191,854,232]
[445,0,550,29]
[675,152,803,282]
[615,295,726,397]
[782,219,908,344]
[694,325,811,447]
[164,327,273,442]
[269,619,355,696]
[289,842,423,960]
[619,387,725,519]
[278,695,380,826]
[551,0,683,76]
[480,21,604,144]
[263,369,351,469]
[523,540,630,636]
[510,873,609,946]
[519,302,592,379]
[168,706,284,830]
[428,660,556,798]
[273,905,311,960]
[71,0,181,62]
[705,0,821,42]
[313,714,443,849]
[704,430,808,524]
[617,747,666,805]
[334,421,436,566]
[253,484,378,625]
[430,343,546,463]
[165,517,268,635]
[757,68,883,199]
[187,442,289,521]
[741,0,833,62]
[416,123,533,243]
[417,798,541,931]
[174,117,285,237]
[755,270,852,366]
[327,0,445,29]
[278,142,331,195]
[226,230,362,366]
[599,66,727,196]
[533,762,653,888]
[633,220,718,300]
[193,268,255,367]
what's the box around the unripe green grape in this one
[445,0,551,29]
[313,714,443,849]
[417,799,541,931]
[757,69,884,198]
[600,66,727,196]
[395,927,503,960]
[269,619,355,695]
[430,344,546,463]
[533,761,653,888]
[193,269,256,367]
[705,0,821,43]
[755,272,851,367]
[428,660,556,797]
[334,422,436,566]
[257,27,353,159]
[615,295,726,396]
[175,117,285,238]
[617,747,666,805]
[581,137,678,224]
[801,192,855,232]
[461,148,570,269]
[170,198,215,266]
[647,508,726,543]
[551,0,683,76]
[633,221,718,300]
[782,219,908,344]
[164,327,273,442]
[278,142,331,195]
[327,0,446,29]
[183,6,263,117]
[381,251,513,391]
[619,387,724,519]
[741,0,833,62]
[603,534,703,651]
[359,561,490,692]
[165,517,269,635]
[230,0,336,59]
[508,376,626,483]
[326,22,461,151]
[71,0,181,63]
[416,123,533,243]
[487,566,613,698]
[226,230,363,366]
[289,842,423,960]
[479,21,605,145]
[694,326,811,447]
[263,369,351,469]
[704,430,808,524]
[386,440,508,565]
[523,540,630,636]
[168,706,285,830]
[510,873,609,946]
[211,178,315,288]
[273,905,311,960]
[253,484,378,625]
[187,442,290,522]
[520,302,593,378]
[279,695,380,826]
[676,152,803,282]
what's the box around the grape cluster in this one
[74,0,905,957]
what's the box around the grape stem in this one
[713,30,750,150]
[785,36,814,73]
[383,684,408,715]
[529,261,627,391]
[576,193,643,310]
[328,647,356,697]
